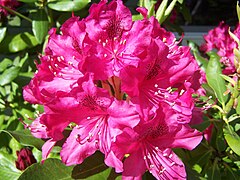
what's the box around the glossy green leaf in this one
[0,151,21,180]
[206,51,228,105]
[72,152,110,179]
[0,58,12,72]
[18,158,73,180]
[47,0,90,12]
[223,127,240,156]
[0,129,44,151]
[0,32,38,53]
[0,66,20,86]
[32,9,49,44]
[188,41,208,72]
[0,27,7,43]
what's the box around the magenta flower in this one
[82,0,157,79]
[200,22,239,74]
[23,0,203,179]
[111,104,202,179]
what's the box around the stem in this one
[0,5,32,23]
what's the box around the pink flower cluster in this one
[200,22,240,74]
[23,0,203,179]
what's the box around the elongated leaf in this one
[18,158,73,180]
[0,32,38,53]
[0,129,44,151]
[32,9,49,44]
[236,96,240,115]
[189,41,208,72]
[48,0,90,12]
[0,58,12,72]
[0,66,20,86]
[237,1,240,22]
[207,159,221,180]
[0,151,21,180]
[0,27,7,43]
[156,0,168,24]
[206,51,228,105]
[223,127,240,156]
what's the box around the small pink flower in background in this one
[15,148,37,171]
[0,0,19,16]
[23,0,203,179]
[200,21,239,74]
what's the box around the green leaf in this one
[237,1,240,22]
[188,41,208,72]
[0,129,44,151]
[0,32,38,53]
[47,0,90,12]
[32,9,49,44]
[223,126,240,156]
[0,58,12,72]
[17,0,37,2]
[0,27,7,43]
[0,151,21,180]
[207,159,221,180]
[156,0,168,24]
[0,66,20,86]
[18,158,73,180]
[177,0,184,4]
[72,151,110,179]
[206,51,228,106]
[236,96,240,115]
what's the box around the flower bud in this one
[15,148,37,171]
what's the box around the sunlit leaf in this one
[223,127,240,156]
[0,58,12,72]
[0,27,7,43]
[0,33,38,53]
[0,151,21,180]
[0,66,20,86]
[47,0,90,12]
[236,96,240,115]
[206,51,228,106]
[32,9,49,44]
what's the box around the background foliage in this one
[0,0,240,179]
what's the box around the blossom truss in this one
[200,21,240,75]
[23,0,203,179]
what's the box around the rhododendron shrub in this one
[23,0,203,179]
